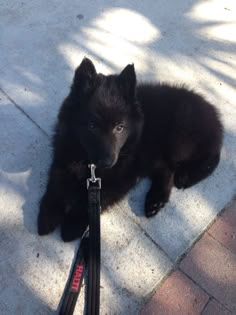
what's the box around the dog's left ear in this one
[118,64,136,102]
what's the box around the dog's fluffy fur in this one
[38,58,223,241]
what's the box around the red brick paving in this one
[208,204,236,255]
[140,270,209,315]
[141,203,236,314]
[180,233,236,312]
[202,299,231,315]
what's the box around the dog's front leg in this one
[38,163,75,236]
[60,185,88,242]
[145,166,174,217]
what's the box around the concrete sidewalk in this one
[0,0,236,314]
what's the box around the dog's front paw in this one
[38,203,62,236]
[38,211,55,236]
[61,214,88,242]
[145,190,168,217]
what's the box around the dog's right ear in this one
[72,57,97,94]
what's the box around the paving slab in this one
[141,201,236,314]
[180,233,236,313]
[1,0,236,314]
[140,270,209,315]
[208,203,236,255]
[202,299,231,315]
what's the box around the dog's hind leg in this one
[145,164,174,217]
[174,152,220,189]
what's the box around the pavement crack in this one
[0,86,50,139]
[121,207,174,262]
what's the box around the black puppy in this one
[38,58,223,241]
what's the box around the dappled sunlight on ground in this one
[188,0,236,23]
[91,8,160,43]
[0,0,236,313]
[57,2,236,109]
[59,7,161,74]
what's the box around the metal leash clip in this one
[87,164,101,189]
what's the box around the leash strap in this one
[59,232,88,315]
[59,164,101,315]
[86,184,101,315]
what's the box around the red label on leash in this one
[70,265,84,291]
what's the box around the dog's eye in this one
[115,124,124,133]
[88,121,96,130]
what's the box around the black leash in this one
[59,232,88,315]
[59,164,101,315]
[86,164,101,315]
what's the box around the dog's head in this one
[70,58,143,169]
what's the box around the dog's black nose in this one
[98,157,114,169]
